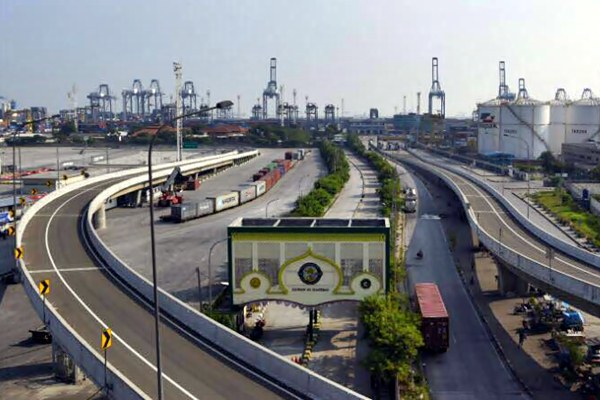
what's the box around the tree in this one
[59,120,77,135]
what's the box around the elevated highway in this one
[17,149,365,399]
[380,148,600,316]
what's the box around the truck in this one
[404,198,417,213]
[415,283,449,352]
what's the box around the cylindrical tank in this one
[548,88,569,155]
[477,99,502,155]
[566,88,600,144]
[499,96,550,160]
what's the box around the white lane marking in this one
[451,171,600,281]
[30,267,102,273]
[44,185,198,400]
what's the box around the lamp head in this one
[215,100,233,109]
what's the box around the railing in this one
[16,150,254,399]
[376,147,600,309]
[84,154,369,400]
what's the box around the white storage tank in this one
[566,88,600,144]
[499,79,550,159]
[477,98,503,155]
[547,88,570,155]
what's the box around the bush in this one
[293,140,349,217]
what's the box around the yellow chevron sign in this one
[101,328,112,350]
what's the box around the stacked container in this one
[237,185,257,204]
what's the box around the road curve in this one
[21,177,292,399]
[388,149,600,315]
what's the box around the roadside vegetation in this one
[292,140,349,217]
[348,134,427,397]
[359,293,427,399]
[532,189,600,248]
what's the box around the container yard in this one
[477,61,600,160]
[164,149,304,222]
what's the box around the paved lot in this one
[100,148,325,303]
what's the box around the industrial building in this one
[562,141,600,171]
[477,61,600,160]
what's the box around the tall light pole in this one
[146,100,232,400]
[503,133,531,219]
[207,237,228,309]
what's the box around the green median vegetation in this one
[349,134,427,397]
[533,189,600,248]
[293,140,349,217]
[359,293,426,398]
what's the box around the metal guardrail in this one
[377,147,600,309]
[15,150,250,399]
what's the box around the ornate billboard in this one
[228,218,390,306]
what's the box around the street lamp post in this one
[265,198,279,218]
[207,237,228,309]
[503,133,531,220]
[146,100,232,400]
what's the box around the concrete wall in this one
[591,197,600,218]
[376,148,600,311]
[84,162,369,399]
[15,150,254,400]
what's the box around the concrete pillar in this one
[470,228,480,250]
[53,343,83,384]
[496,261,529,297]
[94,204,106,229]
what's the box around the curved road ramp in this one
[377,146,600,317]
[18,150,368,400]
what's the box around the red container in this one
[415,283,449,352]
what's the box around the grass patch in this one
[533,189,600,247]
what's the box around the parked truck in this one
[415,283,449,352]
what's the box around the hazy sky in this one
[2,0,600,118]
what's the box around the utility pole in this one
[173,62,183,162]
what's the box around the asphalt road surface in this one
[100,148,325,304]
[398,159,528,400]
[390,149,600,315]
[22,176,296,399]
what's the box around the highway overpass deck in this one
[22,178,287,399]
[386,150,600,315]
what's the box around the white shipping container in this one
[251,181,267,197]
[237,186,257,204]
[210,192,239,212]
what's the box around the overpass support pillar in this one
[471,228,480,250]
[53,343,83,384]
[496,261,529,297]
[93,204,107,229]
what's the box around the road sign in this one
[19,197,26,205]
[39,279,50,295]
[101,328,112,350]
[7,226,15,236]
[14,247,23,259]
[183,142,198,149]
[46,180,53,188]
[31,188,38,195]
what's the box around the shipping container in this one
[251,181,267,197]
[209,192,240,212]
[261,176,273,192]
[285,151,294,160]
[277,165,285,176]
[196,199,215,217]
[170,199,215,222]
[415,283,449,352]
[292,152,299,160]
[252,173,264,182]
[185,178,200,191]
[237,185,257,204]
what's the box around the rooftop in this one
[229,217,389,228]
